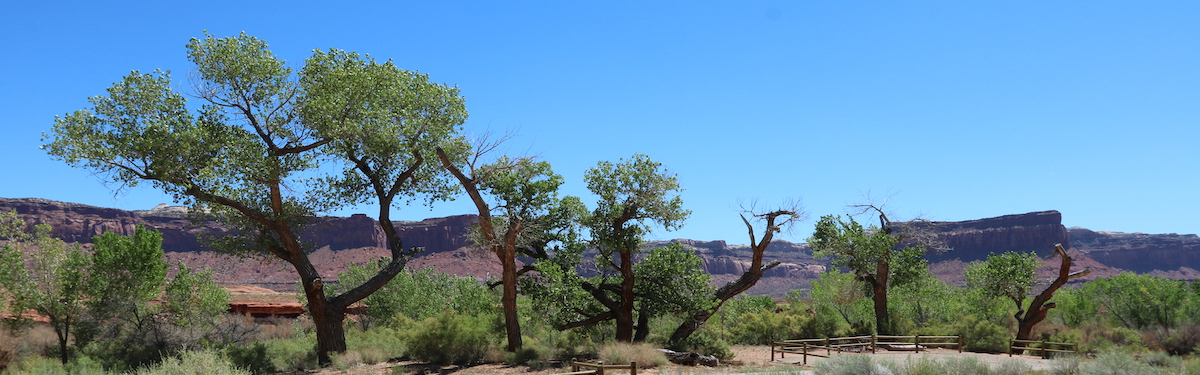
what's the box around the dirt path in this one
[306,346,1062,375]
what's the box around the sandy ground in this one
[305,346,1063,375]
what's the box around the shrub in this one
[1082,351,1158,375]
[261,334,318,372]
[940,356,991,374]
[226,342,274,375]
[668,327,733,360]
[1146,325,1200,356]
[129,350,249,375]
[1139,351,1180,368]
[914,315,1009,353]
[813,354,894,375]
[401,311,498,365]
[597,342,667,369]
[1049,355,1083,375]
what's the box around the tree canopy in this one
[44,32,466,364]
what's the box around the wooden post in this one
[915,335,921,353]
[803,342,809,365]
[825,338,831,356]
[630,361,637,375]
[1041,340,1048,359]
[771,342,775,361]
[1008,340,1014,357]
[597,364,604,375]
[871,334,877,354]
[958,335,963,353]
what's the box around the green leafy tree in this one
[807,214,926,334]
[890,266,955,329]
[436,141,565,352]
[1089,272,1188,330]
[965,244,1088,340]
[337,263,497,327]
[0,211,90,364]
[580,154,690,342]
[807,269,874,333]
[521,154,693,342]
[44,33,465,364]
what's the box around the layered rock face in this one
[923,210,1071,263]
[1069,227,1200,273]
[0,198,475,254]
[4,197,1197,297]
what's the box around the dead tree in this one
[668,204,804,346]
[1016,243,1090,340]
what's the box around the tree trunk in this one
[668,210,796,345]
[501,249,523,351]
[1015,244,1089,340]
[872,255,891,334]
[311,300,347,366]
[615,250,636,342]
[634,304,651,342]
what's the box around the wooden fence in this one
[771,335,962,365]
[1009,339,1078,358]
[560,360,637,375]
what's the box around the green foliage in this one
[1088,272,1189,330]
[225,342,273,375]
[891,267,956,329]
[401,311,499,365]
[806,270,875,333]
[633,243,716,319]
[914,315,1010,353]
[669,326,733,360]
[583,154,690,253]
[338,264,497,328]
[965,251,1040,311]
[808,215,899,276]
[0,211,91,364]
[128,350,250,375]
[1049,286,1099,328]
[727,303,841,344]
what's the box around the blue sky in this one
[2,1,1197,245]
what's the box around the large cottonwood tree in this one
[44,33,466,364]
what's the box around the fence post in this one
[1041,340,1048,359]
[915,335,921,353]
[825,338,830,356]
[872,334,877,354]
[1008,340,1014,357]
[597,364,604,375]
[958,335,963,353]
[630,361,637,375]
[771,342,775,361]
[803,342,809,365]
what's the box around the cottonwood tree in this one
[44,33,465,364]
[0,211,90,364]
[806,212,931,334]
[965,244,1090,340]
[583,154,691,341]
[668,203,804,346]
[435,139,565,352]
[521,154,695,342]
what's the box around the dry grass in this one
[598,342,669,369]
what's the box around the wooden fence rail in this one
[562,360,637,375]
[1009,339,1078,358]
[771,335,962,365]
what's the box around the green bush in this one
[129,350,248,375]
[914,315,1009,353]
[401,311,498,365]
[226,342,273,375]
[260,334,318,372]
[668,326,733,360]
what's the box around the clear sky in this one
[2,1,1197,245]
